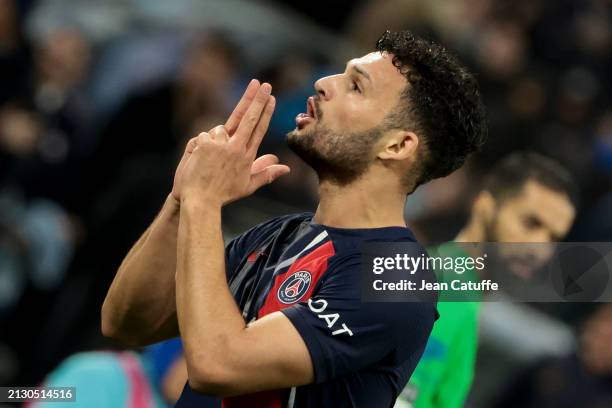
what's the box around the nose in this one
[314,75,334,101]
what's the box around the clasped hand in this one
[171,80,290,207]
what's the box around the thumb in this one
[249,164,291,192]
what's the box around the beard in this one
[286,121,387,186]
[482,212,550,281]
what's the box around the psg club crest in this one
[278,270,312,304]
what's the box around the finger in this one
[176,137,199,167]
[225,79,260,135]
[232,83,272,147]
[194,132,211,149]
[209,125,229,142]
[184,136,199,155]
[249,164,291,192]
[247,95,276,154]
[251,154,279,174]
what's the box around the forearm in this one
[175,199,246,389]
[102,195,181,345]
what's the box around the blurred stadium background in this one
[1,0,612,407]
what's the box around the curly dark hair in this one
[376,30,487,190]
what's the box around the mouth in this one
[295,96,317,129]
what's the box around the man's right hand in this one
[171,79,280,204]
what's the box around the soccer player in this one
[399,152,578,408]
[101,30,487,407]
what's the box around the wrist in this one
[166,194,181,213]
[180,191,223,213]
[180,197,223,227]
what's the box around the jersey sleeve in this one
[281,253,437,383]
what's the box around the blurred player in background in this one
[28,338,185,408]
[398,152,577,408]
[101,30,486,407]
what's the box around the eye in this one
[351,80,361,93]
[523,215,542,230]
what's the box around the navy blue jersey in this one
[175,213,437,408]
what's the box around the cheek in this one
[494,209,528,241]
[324,98,377,132]
[324,101,352,129]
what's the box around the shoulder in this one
[227,212,312,251]
[234,212,312,240]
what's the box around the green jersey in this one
[397,242,481,408]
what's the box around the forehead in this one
[348,52,407,88]
[509,180,576,236]
[351,52,387,65]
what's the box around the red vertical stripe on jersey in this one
[258,240,335,318]
[222,240,336,408]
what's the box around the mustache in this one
[313,95,323,119]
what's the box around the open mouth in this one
[295,96,317,128]
[307,96,316,119]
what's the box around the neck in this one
[313,175,407,228]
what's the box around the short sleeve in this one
[281,253,437,383]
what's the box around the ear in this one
[377,130,419,161]
[472,190,497,224]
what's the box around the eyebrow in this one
[347,62,371,82]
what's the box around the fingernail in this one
[262,83,272,94]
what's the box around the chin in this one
[286,128,300,141]
[290,126,304,135]
[287,127,314,153]
[287,125,314,142]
